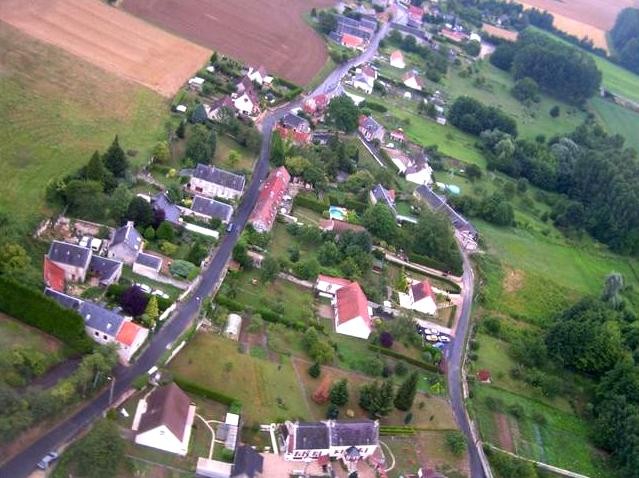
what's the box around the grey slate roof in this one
[152,193,181,225]
[232,446,263,478]
[134,252,162,271]
[111,222,143,253]
[415,185,477,236]
[295,422,330,450]
[360,116,383,136]
[281,113,310,131]
[44,288,83,311]
[329,419,378,448]
[371,184,396,213]
[79,301,124,337]
[48,241,91,268]
[192,195,234,222]
[193,164,246,193]
[89,256,122,283]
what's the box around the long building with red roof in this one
[249,167,291,233]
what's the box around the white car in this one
[425,334,439,342]
[152,290,170,300]
[424,328,437,335]
[37,452,59,470]
[438,336,451,343]
[135,283,152,294]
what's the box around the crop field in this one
[0,0,210,97]
[122,0,335,86]
[515,0,638,51]
[0,22,170,222]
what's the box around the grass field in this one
[591,97,639,153]
[168,333,310,425]
[0,22,170,223]
[213,135,256,174]
[471,385,608,477]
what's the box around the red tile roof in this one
[275,124,311,144]
[43,256,66,292]
[408,5,424,19]
[249,166,291,232]
[319,219,366,234]
[477,369,491,382]
[390,50,404,62]
[342,33,364,48]
[116,321,144,347]
[411,280,434,301]
[318,274,353,287]
[336,282,371,327]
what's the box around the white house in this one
[405,162,433,186]
[188,164,246,200]
[233,89,260,116]
[133,383,196,456]
[334,282,372,339]
[352,65,377,95]
[115,321,149,362]
[401,280,437,315]
[315,275,352,298]
[283,420,379,462]
[390,50,405,69]
[402,71,423,91]
[247,65,271,86]
[188,77,206,91]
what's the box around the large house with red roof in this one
[303,94,329,116]
[334,282,372,339]
[249,166,291,233]
[315,275,352,298]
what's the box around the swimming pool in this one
[329,206,348,221]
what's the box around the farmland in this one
[122,0,335,86]
[0,22,170,222]
[0,0,210,97]
[514,0,637,50]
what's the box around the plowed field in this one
[122,0,336,86]
[0,0,210,96]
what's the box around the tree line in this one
[490,29,602,104]
[611,8,639,75]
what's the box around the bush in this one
[308,362,321,378]
[0,277,93,353]
[173,376,238,405]
[368,344,441,373]
[446,431,467,456]
[293,194,328,213]
[379,331,394,348]
[170,260,198,279]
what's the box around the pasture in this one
[0,0,209,96]
[591,97,639,153]
[122,0,335,86]
[0,22,170,222]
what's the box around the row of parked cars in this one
[416,324,451,344]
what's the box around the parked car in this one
[37,452,59,470]
[438,336,451,343]
[425,334,439,342]
[152,289,170,300]
[226,223,235,233]
[135,283,152,294]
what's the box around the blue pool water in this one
[329,206,348,221]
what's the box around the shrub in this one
[120,286,149,317]
[308,362,321,378]
[173,376,238,405]
[379,331,394,348]
[170,260,197,279]
[446,431,467,456]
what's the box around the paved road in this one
[0,19,389,478]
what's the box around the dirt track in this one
[0,0,210,96]
[122,0,336,86]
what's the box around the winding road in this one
[0,13,487,478]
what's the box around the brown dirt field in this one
[516,0,639,50]
[121,0,336,86]
[0,0,210,96]
[483,23,519,42]
[495,412,515,453]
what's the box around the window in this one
[103,334,108,340]
[94,331,99,337]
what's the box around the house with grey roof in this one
[232,446,263,478]
[188,164,246,200]
[108,221,143,265]
[282,419,378,461]
[358,115,385,143]
[45,287,83,311]
[191,195,234,223]
[280,113,310,133]
[133,252,163,280]
[370,184,397,214]
[88,256,123,287]
[79,301,125,344]
[47,240,92,283]
[152,193,182,225]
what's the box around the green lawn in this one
[0,22,170,223]
[591,97,639,153]
[213,135,255,174]
[528,26,639,103]
[168,333,310,425]
[471,385,610,478]
[444,61,587,140]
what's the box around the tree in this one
[620,37,639,73]
[318,11,337,34]
[359,379,394,418]
[176,120,186,139]
[144,295,159,324]
[103,136,129,178]
[186,124,214,164]
[152,141,171,163]
[64,180,107,220]
[327,95,359,133]
[446,431,467,456]
[86,151,107,184]
[379,331,394,348]
[271,131,286,166]
[448,96,518,136]
[228,150,240,167]
[0,243,30,276]
[156,221,175,242]
[511,77,540,103]
[260,255,280,283]
[463,39,481,57]
[318,241,340,266]
[109,184,133,222]
[394,371,419,411]
[120,286,149,317]
[550,105,560,117]
[308,362,321,378]
[602,272,625,309]
[169,260,198,279]
[126,197,154,228]
[232,241,251,269]
[465,164,482,181]
[66,420,126,478]
[326,403,340,419]
[293,258,320,280]
[143,226,156,241]
[329,379,349,406]
[187,241,209,266]
[363,204,398,242]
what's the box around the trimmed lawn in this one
[213,135,255,174]
[0,22,170,223]
[292,206,325,226]
[471,386,609,478]
[591,96,639,153]
[168,333,310,425]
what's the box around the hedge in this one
[215,295,324,333]
[174,375,239,406]
[368,344,441,374]
[360,100,388,113]
[0,277,93,354]
[408,252,463,278]
[294,194,328,214]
